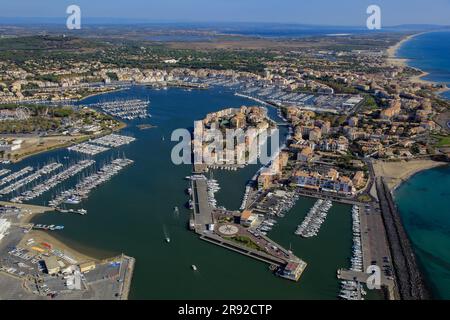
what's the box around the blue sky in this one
[0,0,449,26]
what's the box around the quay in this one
[190,177,214,233]
[116,254,135,300]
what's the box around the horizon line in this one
[0,17,449,29]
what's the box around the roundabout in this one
[217,224,239,236]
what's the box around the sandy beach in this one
[19,230,99,264]
[386,33,426,64]
[372,159,447,190]
[0,201,100,263]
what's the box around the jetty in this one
[375,177,430,300]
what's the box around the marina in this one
[253,190,300,218]
[87,98,150,120]
[10,160,96,203]
[67,142,109,156]
[294,199,332,238]
[189,167,307,282]
[0,163,62,195]
[0,166,34,187]
[337,205,365,300]
[0,169,11,177]
[25,86,368,299]
[91,134,136,148]
[48,157,134,208]
[67,134,136,155]
[186,74,364,114]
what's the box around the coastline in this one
[0,201,102,262]
[372,159,448,191]
[386,33,425,67]
[387,31,450,94]
[78,86,129,102]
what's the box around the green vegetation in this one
[361,95,379,111]
[106,72,119,81]
[0,35,274,77]
[0,117,60,134]
[0,104,117,134]
[228,236,262,251]
[0,104,73,117]
[431,134,450,147]
[357,194,372,203]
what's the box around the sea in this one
[395,30,450,299]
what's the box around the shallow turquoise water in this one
[395,166,450,299]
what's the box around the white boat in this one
[166,237,170,243]
[191,264,197,271]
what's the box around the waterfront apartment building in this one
[258,169,274,190]
[294,169,355,195]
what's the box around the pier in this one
[190,177,214,233]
